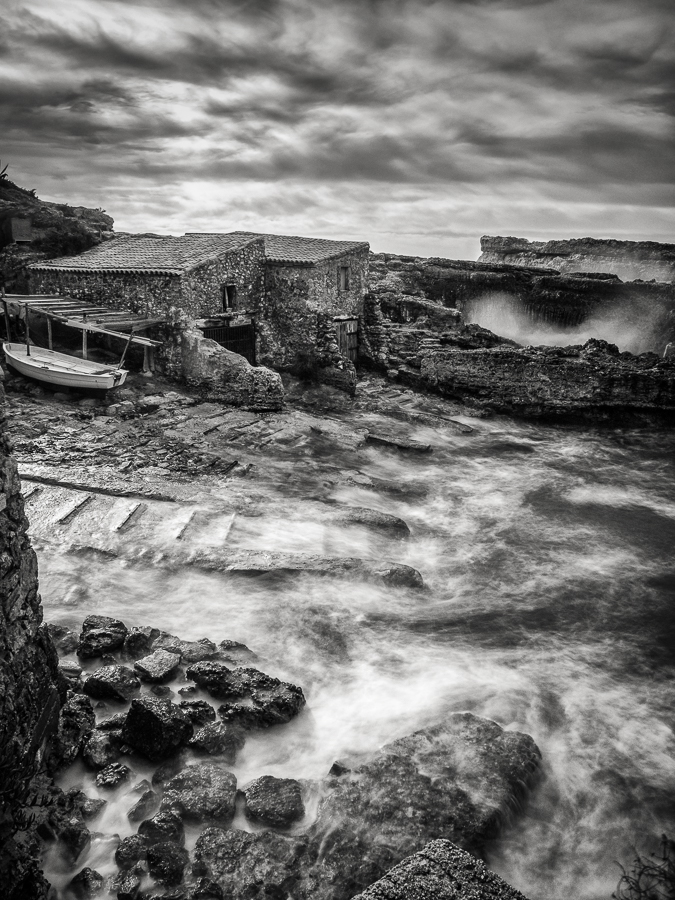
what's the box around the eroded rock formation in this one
[0,368,64,898]
[479,235,675,282]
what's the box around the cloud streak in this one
[1,0,673,256]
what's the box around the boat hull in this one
[3,343,128,390]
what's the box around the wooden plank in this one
[112,501,147,532]
[55,493,93,524]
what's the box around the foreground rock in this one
[133,648,181,683]
[160,763,238,825]
[420,339,675,422]
[195,713,541,900]
[352,839,530,900]
[82,665,140,702]
[243,776,305,828]
[77,615,128,659]
[121,696,193,761]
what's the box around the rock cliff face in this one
[420,338,675,423]
[367,253,675,355]
[0,368,63,898]
[0,175,114,292]
[479,235,675,283]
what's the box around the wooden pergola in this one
[2,293,164,369]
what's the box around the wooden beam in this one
[62,319,162,347]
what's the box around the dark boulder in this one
[138,810,185,846]
[217,703,265,730]
[243,776,305,828]
[146,840,189,886]
[82,665,140,702]
[189,722,246,762]
[127,787,159,823]
[153,632,218,663]
[66,790,107,822]
[160,764,237,826]
[192,878,225,899]
[121,696,193,761]
[133,649,181,683]
[115,834,148,870]
[47,622,80,655]
[151,753,187,787]
[46,694,95,772]
[179,699,217,725]
[66,866,104,898]
[193,828,308,899]
[187,663,305,727]
[123,625,160,660]
[77,615,128,658]
[107,867,142,900]
[82,730,122,769]
[96,712,127,731]
[95,763,132,789]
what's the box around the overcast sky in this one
[1,0,674,258]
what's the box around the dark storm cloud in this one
[1,0,673,248]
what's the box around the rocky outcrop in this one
[0,174,113,292]
[366,252,675,356]
[352,840,530,900]
[0,368,64,897]
[161,328,284,412]
[194,713,541,900]
[479,235,675,283]
[420,338,675,422]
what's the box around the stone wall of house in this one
[28,267,183,320]
[256,247,369,372]
[0,370,63,899]
[182,238,266,320]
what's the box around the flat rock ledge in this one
[352,840,530,900]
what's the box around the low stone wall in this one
[0,369,63,898]
[352,840,530,900]
[161,328,284,411]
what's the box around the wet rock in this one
[186,664,305,728]
[160,764,237,826]
[352,839,531,900]
[366,433,432,453]
[193,828,308,899]
[138,810,185,846]
[134,649,181,683]
[59,659,83,689]
[127,787,160,823]
[121,696,193,761]
[107,868,142,900]
[115,834,148,870]
[217,703,266,731]
[191,878,224,900]
[53,813,91,867]
[178,700,217,726]
[151,684,173,698]
[66,790,107,821]
[96,763,132,789]
[188,722,245,762]
[47,622,80,654]
[243,776,305,828]
[77,615,128,658]
[82,729,122,769]
[152,632,218,663]
[123,626,161,660]
[83,665,140,702]
[330,506,411,537]
[147,841,190,886]
[96,712,128,731]
[151,754,187,787]
[304,713,542,898]
[66,865,104,898]
[46,694,95,773]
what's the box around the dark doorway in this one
[335,317,358,362]
[202,320,256,365]
[222,284,237,310]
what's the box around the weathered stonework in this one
[0,369,63,898]
[256,247,369,373]
[29,238,266,325]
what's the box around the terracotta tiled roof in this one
[29,231,369,274]
[253,233,370,264]
[30,233,261,274]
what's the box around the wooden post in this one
[2,294,11,343]
[24,303,30,357]
[118,328,136,370]
[82,329,87,360]
[47,317,53,350]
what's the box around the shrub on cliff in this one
[614,835,675,899]
[32,219,99,258]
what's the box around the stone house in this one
[28,232,370,381]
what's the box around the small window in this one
[339,266,350,291]
[222,284,237,310]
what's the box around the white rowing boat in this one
[3,342,128,390]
